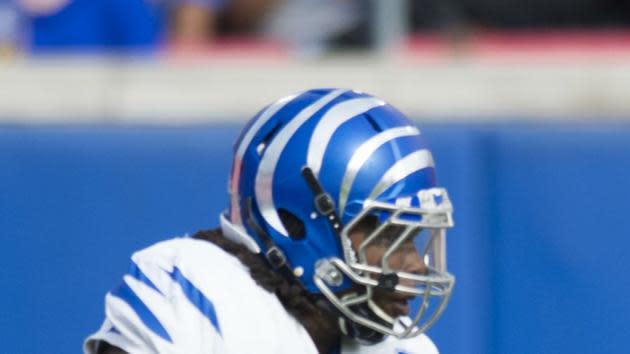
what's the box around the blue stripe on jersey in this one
[128,261,163,295]
[110,281,173,342]
[168,266,222,335]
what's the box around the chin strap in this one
[301,166,343,236]
[338,302,389,345]
[243,197,292,272]
[307,293,385,345]
[310,286,389,345]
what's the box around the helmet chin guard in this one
[313,188,455,341]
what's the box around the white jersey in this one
[85,237,438,354]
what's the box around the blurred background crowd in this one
[1,0,630,56]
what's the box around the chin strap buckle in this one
[314,193,335,215]
[265,246,287,269]
[302,166,343,234]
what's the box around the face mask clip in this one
[377,273,399,291]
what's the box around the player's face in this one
[349,225,427,319]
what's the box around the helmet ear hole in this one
[278,208,306,240]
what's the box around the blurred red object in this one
[403,30,630,63]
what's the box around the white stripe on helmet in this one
[306,97,386,177]
[256,89,347,236]
[230,92,300,226]
[367,149,435,202]
[338,126,420,215]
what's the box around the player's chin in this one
[385,299,410,318]
[374,294,412,319]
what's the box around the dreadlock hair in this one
[192,228,339,354]
[191,214,382,353]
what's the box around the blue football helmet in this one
[220,88,454,343]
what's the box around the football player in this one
[84,88,455,354]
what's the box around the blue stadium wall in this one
[1,121,629,354]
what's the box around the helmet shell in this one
[228,88,437,292]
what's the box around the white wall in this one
[2,54,630,123]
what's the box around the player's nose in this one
[396,248,427,289]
